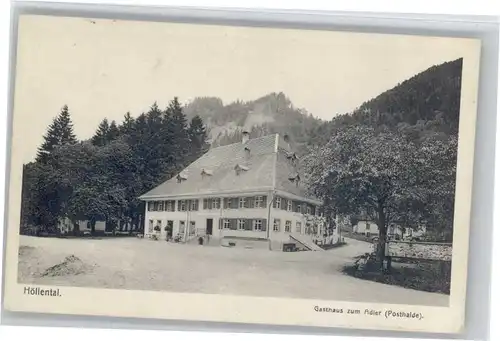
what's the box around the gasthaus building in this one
[139,132,330,251]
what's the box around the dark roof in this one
[139,134,321,204]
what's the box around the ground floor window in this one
[189,221,196,236]
[179,221,186,234]
[237,219,246,230]
[223,219,230,229]
[154,220,162,232]
[253,219,263,231]
[296,222,302,233]
[285,220,291,232]
[148,219,154,233]
[273,219,281,232]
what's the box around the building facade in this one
[353,220,427,240]
[139,133,334,250]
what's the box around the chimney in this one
[242,130,250,144]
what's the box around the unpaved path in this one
[17,236,448,306]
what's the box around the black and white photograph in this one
[3,14,481,333]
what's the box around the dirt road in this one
[17,236,448,306]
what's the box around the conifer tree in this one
[188,115,209,159]
[164,97,190,166]
[91,118,110,147]
[108,120,120,142]
[120,112,135,135]
[36,105,77,163]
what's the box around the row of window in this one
[147,196,318,214]
[272,219,302,233]
[220,218,267,231]
[148,218,307,234]
[148,219,195,236]
[272,196,316,215]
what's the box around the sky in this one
[12,15,477,164]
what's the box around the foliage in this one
[36,105,78,163]
[21,98,208,234]
[302,59,462,264]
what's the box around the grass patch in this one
[342,261,451,294]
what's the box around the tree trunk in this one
[90,218,96,234]
[376,203,387,270]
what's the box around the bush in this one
[343,260,451,294]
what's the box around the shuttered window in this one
[273,219,281,232]
[213,198,221,209]
[296,222,302,233]
[254,196,263,208]
[253,219,263,231]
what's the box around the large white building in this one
[139,132,335,251]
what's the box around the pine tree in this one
[58,105,78,145]
[188,115,209,157]
[163,97,190,174]
[120,112,135,135]
[91,118,110,147]
[36,105,77,163]
[108,120,120,142]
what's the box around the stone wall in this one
[386,241,452,261]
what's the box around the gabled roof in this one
[139,133,321,204]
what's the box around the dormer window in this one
[176,172,188,183]
[234,164,249,175]
[201,168,213,177]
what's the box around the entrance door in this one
[206,219,213,235]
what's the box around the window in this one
[189,221,196,235]
[296,222,302,234]
[148,202,154,211]
[237,219,246,230]
[190,199,199,211]
[213,198,221,209]
[166,201,174,212]
[223,219,231,229]
[255,196,263,208]
[273,219,281,232]
[153,201,159,211]
[285,221,291,233]
[253,219,263,231]
[275,198,281,209]
[239,197,246,208]
[287,200,292,211]
[179,200,187,211]
[296,203,301,213]
[148,219,154,233]
[306,206,311,215]
[158,201,164,211]
[179,221,186,234]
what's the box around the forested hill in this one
[183,58,463,152]
[183,92,323,151]
[308,58,463,146]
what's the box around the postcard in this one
[2,13,481,334]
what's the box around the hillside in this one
[183,58,463,152]
[183,92,323,152]
[308,58,463,146]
